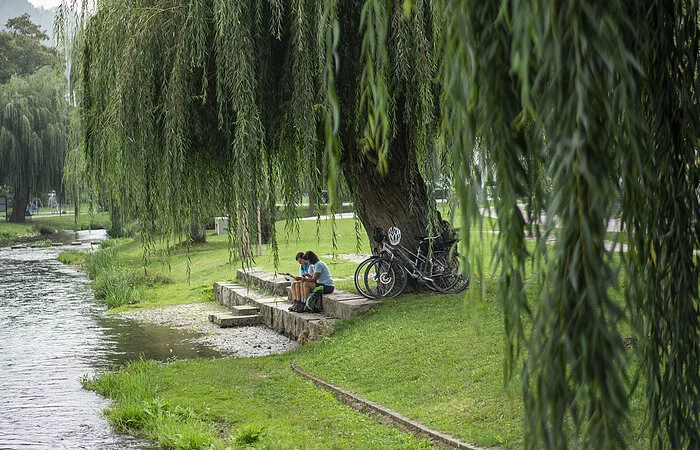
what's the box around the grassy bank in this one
[0,212,110,246]
[76,216,647,449]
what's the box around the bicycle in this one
[356,227,469,298]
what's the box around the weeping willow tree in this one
[62,108,88,220]
[0,67,68,222]
[63,0,699,447]
[61,0,438,256]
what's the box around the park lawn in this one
[81,215,649,449]
[107,216,376,309]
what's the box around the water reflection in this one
[96,314,226,365]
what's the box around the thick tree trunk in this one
[189,218,207,244]
[109,204,125,238]
[10,193,27,223]
[342,127,429,254]
[332,7,432,255]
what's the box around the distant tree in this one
[7,13,48,40]
[0,14,56,83]
[62,108,89,221]
[0,1,57,39]
[0,67,68,222]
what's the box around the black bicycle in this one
[355,227,469,298]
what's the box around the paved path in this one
[480,205,699,255]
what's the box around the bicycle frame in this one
[378,237,450,284]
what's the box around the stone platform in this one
[213,268,379,340]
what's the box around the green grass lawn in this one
[73,215,649,449]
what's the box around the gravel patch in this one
[119,302,298,357]
[326,253,369,263]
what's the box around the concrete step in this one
[238,269,379,321]
[231,305,260,316]
[284,286,378,318]
[214,282,339,339]
[214,283,278,309]
[209,313,263,328]
[214,268,380,340]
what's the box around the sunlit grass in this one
[80,215,650,449]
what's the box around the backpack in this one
[304,286,324,313]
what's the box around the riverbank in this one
[77,216,648,449]
[118,302,297,357]
[0,212,111,246]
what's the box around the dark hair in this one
[303,251,319,264]
[295,251,305,260]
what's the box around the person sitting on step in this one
[290,251,314,302]
[302,250,334,295]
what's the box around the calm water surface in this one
[0,230,227,449]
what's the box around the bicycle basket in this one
[387,227,402,245]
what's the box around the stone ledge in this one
[231,305,260,316]
[238,268,378,321]
[214,269,378,340]
[236,267,291,296]
[209,313,263,328]
[214,282,339,339]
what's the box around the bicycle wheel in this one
[354,257,378,298]
[431,252,470,294]
[364,258,407,298]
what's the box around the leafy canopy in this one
[0,14,56,83]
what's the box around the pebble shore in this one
[119,302,298,357]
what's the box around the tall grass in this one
[84,248,116,280]
[91,267,143,308]
[82,248,170,308]
[57,250,87,265]
[82,360,218,449]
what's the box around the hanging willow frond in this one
[622,1,700,447]
[357,0,391,175]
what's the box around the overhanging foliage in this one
[62,0,699,448]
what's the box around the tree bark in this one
[189,217,207,244]
[334,9,431,255]
[342,126,429,254]
[10,193,27,223]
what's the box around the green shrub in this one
[34,224,55,236]
[141,272,172,286]
[99,239,118,249]
[57,250,86,265]
[197,284,214,302]
[30,239,53,248]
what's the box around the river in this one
[0,230,229,449]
